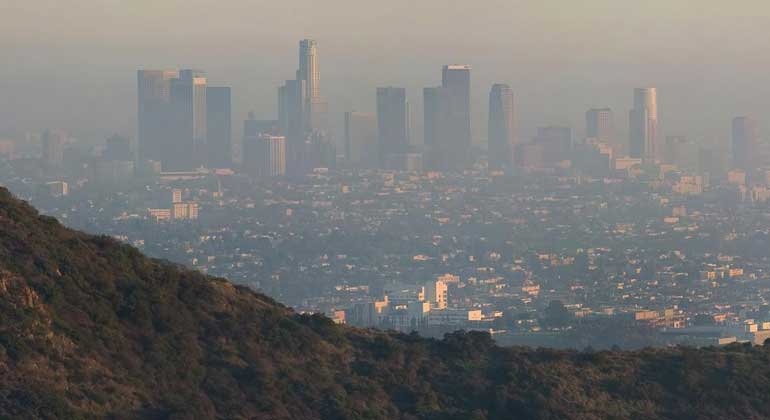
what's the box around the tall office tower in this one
[206,86,232,168]
[41,129,66,166]
[629,88,658,163]
[376,87,410,169]
[487,84,516,170]
[298,39,320,100]
[586,108,613,143]
[137,70,178,163]
[732,117,758,174]
[104,134,133,161]
[441,65,472,170]
[165,70,208,171]
[297,39,327,133]
[278,79,307,174]
[344,111,377,168]
[533,126,572,166]
[423,86,451,170]
[243,134,286,177]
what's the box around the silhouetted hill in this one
[1,187,769,419]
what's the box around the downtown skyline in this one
[8,51,764,153]
[131,39,764,175]
[2,1,770,147]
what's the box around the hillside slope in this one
[1,187,769,419]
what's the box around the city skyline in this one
[4,48,767,159]
[86,50,767,176]
[3,1,769,146]
[28,39,768,177]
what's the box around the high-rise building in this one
[424,66,472,172]
[41,129,66,166]
[586,108,613,143]
[732,116,758,174]
[138,69,207,171]
[376,87,410,169]
[167,70,207,171]
[298,39,320,101]
[441,65,472,170]
[243,134,286,177]
[137,70,178,163]
[488,84,516,170]
[297,39,327,133]
[276,39,334,175]
[278,79,307,175]
[629,88,658,163]
[206,86,232,168]
[344,111,377,168]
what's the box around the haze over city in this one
[2,0,770,145]
[7,1,770,418]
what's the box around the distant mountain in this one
[0,187,769,419]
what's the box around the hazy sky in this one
[1,0,769,148]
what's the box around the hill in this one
[1,186,769,419]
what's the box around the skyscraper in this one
[344,111,377,168]
[585,108,613,143]
[376,87,410,169]
[137,69,178,164]
[422,65,472,171]
[276,39,333,175]
[441,65,472,170]
[732,116,758,175]
[206,86,232,168]
[298,39,320,101]
[629,88,658,163]
[137,69,209,171]
[278,79,307,175]
[297,39,327,133]
[243,134,286,177]
[166,70,207,171]
[487,84,515,170]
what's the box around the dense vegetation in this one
[1,187,770,419]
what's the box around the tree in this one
[544,300,571,328]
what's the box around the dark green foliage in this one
[0,187,769,419]
[543,300,571,328]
